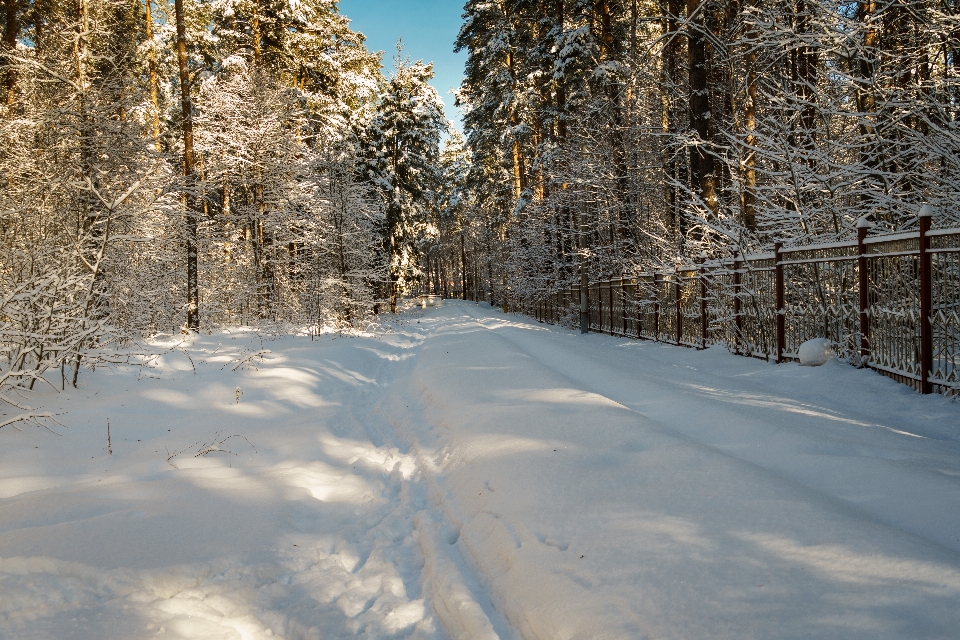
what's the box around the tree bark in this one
[145,0,160,145]
[460,228,467,299]
[856,1,880,179]
[175,0,199,331]
[2,0,18,105]
[663,0,683,235]
[794,0,817,153]
[742,1,758,231]
[506,49,527,199]
[687,0,718,219]
[597,0,631,246]
[252,0,262,64]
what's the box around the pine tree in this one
[358,50,446,312]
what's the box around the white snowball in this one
[798,338,833,366]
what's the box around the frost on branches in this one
[0,0,388,416]
[358,50,447,312]
[452,0,960,312]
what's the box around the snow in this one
[2,301,960,639]
[798,337,833,366]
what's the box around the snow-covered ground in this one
[2,301,960,640]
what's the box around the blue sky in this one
[338,0,467,129]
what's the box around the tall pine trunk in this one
[687,0,718,222]
[2,0,18,104]
[856,0,881,206]
[742,0,758,231]
[663,0,683,237]
[175,0,199,331]
[145,0,160,145]
[506,49,527,200]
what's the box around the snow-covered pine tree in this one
[0,0,174,411]
[311,145,387,328]
[358,49,446,312]
[450,0,960,317]
[1,0,394,413]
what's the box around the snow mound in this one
[798,338,832,366]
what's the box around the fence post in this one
[675,271,682,346]
[775,241,785,363]
[857,218,871,363]
[606,280,611,333]
[610,280,616,334]
[654,274,661,340]
[733,252,742,354]
[700,264,707,350]
[580,269,589,334]
[597,282,603,333]
[622,279,628,335]
[608,279,613,334]
[919,205,934,394]
[637,279,644,338]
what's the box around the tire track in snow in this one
[397,303,960,639]
[462,305,960,557]
[359,318,512,640]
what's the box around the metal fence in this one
[525,218,960,395]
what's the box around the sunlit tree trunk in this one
[2,0,18,104]
[252,0,262,64]
[175,0,199,331]
[506,49,527,200]
[663,0,683,236]
[145,0,160,145]
[856,0,880,186]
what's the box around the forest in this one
[453,0,960,305]
[2,0,959,411]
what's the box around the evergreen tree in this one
[359,50,446,312]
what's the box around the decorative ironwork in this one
[523,226,960,395]
[931,239,960,390]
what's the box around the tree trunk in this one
[337,208,351,324]
[506,49,527,199]
[145,0,160,145]
[663,0,682,236]
[742,1,758,231]
[795,0,817,152]
[687,0,718,219]
[460,229,467,299]
[72,0,91,387]
[388,199,400,313]
[2,0,18,104]
[175,0,199,331]
[252,0,262,64]
[856,0,880,188]
[597,0,631,246]
[253,171,274,316]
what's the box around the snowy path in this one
[2,301,960,639]
[393,303,960,639]
[0,323,464,639]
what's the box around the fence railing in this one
[525,218,960,395]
